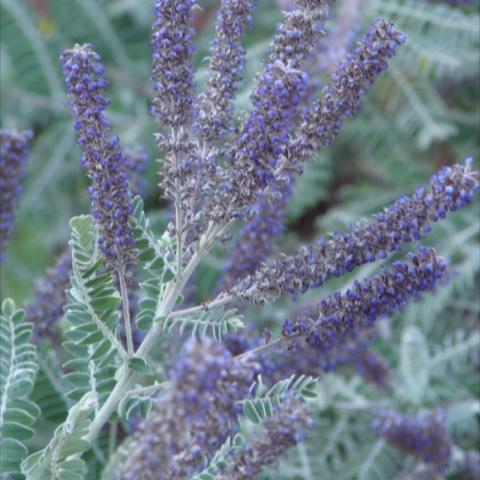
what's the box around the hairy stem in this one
[173,128,183,279]
[169,294,234,318]
[118,266,133,356]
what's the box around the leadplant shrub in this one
[0,0,479,479]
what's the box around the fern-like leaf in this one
[190,433,245,480]
[31,343,70,425]
[0,299,40,479]
[163,306,244,343]
[63,216,124,407]
[240,375,318,424]
[21,392,94,480]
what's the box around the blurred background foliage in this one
[0,0,479,478]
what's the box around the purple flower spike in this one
[270,0,330,68]
[219,177,293,290]
[151,0,197,127]
[124,146,149,198]
[231,161,478,303]
[217,396,312,479]
[0,128,33,259]
[60,44,135,269]
[208,61,308,222]
[297,18,406,155]
[196,0,258,140]
[24,248,72,342]
[353,346,389,389]
[372,409,452,472]
[284,247,448,352]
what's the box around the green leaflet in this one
[0,299,40,479]
[30,343,70,425]
[190,434,245,480]
[63,216,123,408]
[239,375,318,425]
[21,393,94,480]
[163,306,244,343]
[117,394,151,424]
[132,196,175,333]
[189,376,317,479]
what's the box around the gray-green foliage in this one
[0,300,39,479]
[190,434,245,480]
[240,375,318,424]
[0,0,479,479]
[21,393,94,480]
[63,216,124,407]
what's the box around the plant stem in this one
[125,381,168,397]
[118,266,134,357]
[85,224,224,444]
[168,294,234,318]
[172,127,183,279]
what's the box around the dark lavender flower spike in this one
[60,44,135,269]
[217,396,312,479]
[231,161,479,303]
[151,0,196,128]
[120,338,255,479]
[297,18,406,155]
[270,0,330,69]
[24,248,72,343]
[372,409,452,472]
[207,61,308,222]
[196,0,258,140]
[152,0,202,254]
[282,247,448,352]
[0,128,33,260]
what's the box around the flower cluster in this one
[151,0,196,127]
[270,0,330,69]
[0,128,33,259]
[231,161,478,303]
[205,0,332,223]
[24,248,72,342]
[218,3,382,283]
[60,44,134,269]
[151,0,203,248]
[208,62,307,221]
[196,0,258,140]
[295,18,406,157]
[282,247,447,351]
[217,396,312,479]
[372,409,452,472]
[119,339,255,479]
